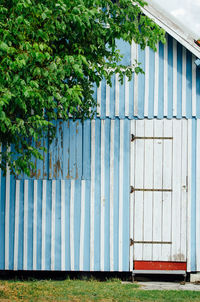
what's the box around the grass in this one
[0,279,200,301]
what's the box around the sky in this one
[151,0,200,38]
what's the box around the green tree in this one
[0,0,165,176]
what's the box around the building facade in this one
[1,5,200,274]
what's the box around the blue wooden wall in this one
[0,33,200,272]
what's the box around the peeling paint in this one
[37,169,41,179]
[66,158,70,179]
[75,164,78,180]
[172,253,185,261]
[76,121,79,134]
[49,153,52,179]
[22,120,83,180]
[53,159,61,179]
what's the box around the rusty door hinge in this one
[133,240,172,244]
[130,238,134,246]
[130,186,172,193]
[131,134,173,142]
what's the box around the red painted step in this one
[134,261,187,270]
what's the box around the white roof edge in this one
[141,2,200,58]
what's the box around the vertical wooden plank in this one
[14,180,20,270]
[173,40,177,117]
[104,119,111,271]
[82,120,91,180]
[79,180,85,271]
[119,120,124,271]
[125,76,129,116]
[180,119,188,261]
[70,180,75,271]
[130,120,135,271]
[172,119,182,261]
[162,120,173,260]
[61,180,65,271]
[33,180,37,270]
[41,180,46,270]
[63,121,70,180]
[143,120,154,260]
[106,83,110,117]
[69,121,76,179]
[132,42,138,116]
[56,121,64,179]
[49,121,58,179]
[90,120,95,271]
[110,120,114,271]
[182,47,187,117]
[5,149,10,270]
[164,38,168,116]
[23,180,28,270]
[51,180,56,270]
[154,43,159,117]
[134,120,145,260]
[196,120,200,270]
[152,120,163,260]
[100,120,105,271]
[192,55,196,117]
[144,47,149,117]
[187,119,192,271]
[115,74,119,117]
[97,82,101,117]
[76,121,83,180]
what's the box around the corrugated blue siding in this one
[0,31,200,273]
[95,34,199,119]
[0,118,130,271]
[18,120,91,180]
[15,33,199,180]
[0,118,200,272]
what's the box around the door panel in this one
[131,119,187,263]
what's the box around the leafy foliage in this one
[0,0,165,176]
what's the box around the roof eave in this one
[141,2,200,58]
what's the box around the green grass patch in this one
[0,279,199,301]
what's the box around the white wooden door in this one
[130,119,188,263]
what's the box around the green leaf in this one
[0,0,164,176]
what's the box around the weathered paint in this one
[18,120,90,180]
[0,31,200,273]
[0,118,200,272]
[0,119,130,271]
[18,34,200,181]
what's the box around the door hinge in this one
[133,240,172,244]
[130,238,134,246]
[130,186,134,193]
[131,134,173,142]
[130,186,172,193]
